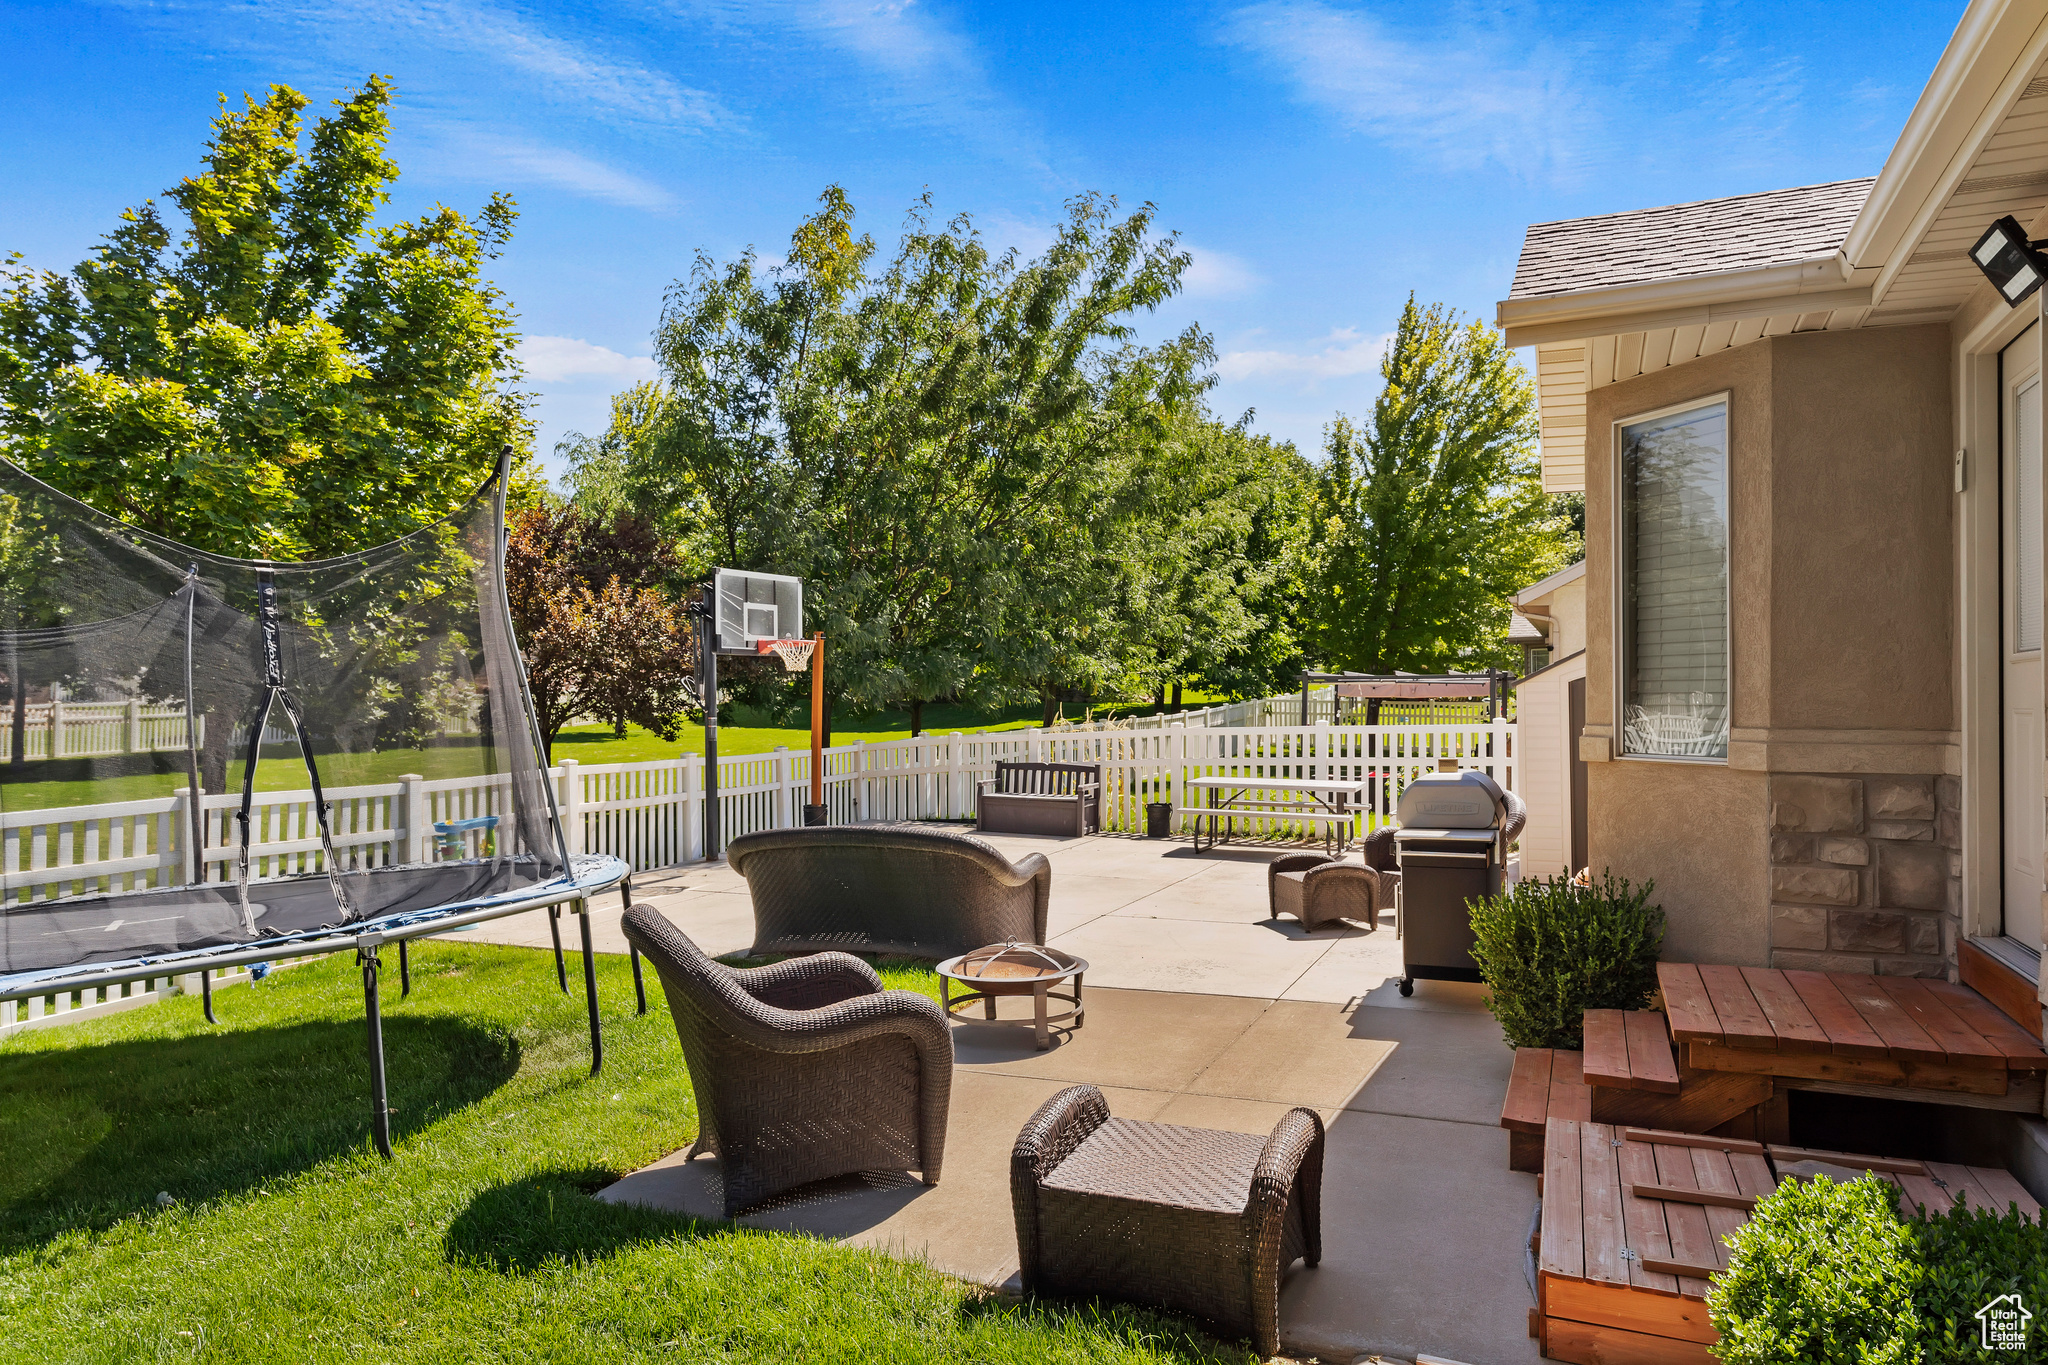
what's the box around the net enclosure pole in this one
[810,633,825,809]
[361,941,393,1159]
[577,900,603,1076]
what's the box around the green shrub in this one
[1708,1175,1922,1365]
[1466,869,1663,1049]
[1910,1199,2048,1360]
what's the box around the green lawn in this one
[0,692,1233,814]
[0,942,1255,1364]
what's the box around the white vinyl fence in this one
[3,719,1512,1031]
[0,700,199,762]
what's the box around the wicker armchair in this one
[726,825,1051,960]
[1267,826,1399,931]
[621,904,953,1217]
[1011,1084,1324,1358]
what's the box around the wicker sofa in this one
[725,825,1051,960]
[1011,1083,1324,1357]
[621,904,953,1216]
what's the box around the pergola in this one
[1297,669,1511,724]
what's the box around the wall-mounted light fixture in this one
[1971,215,2048,307]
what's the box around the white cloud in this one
[520,336,659,383]
[1180,246,1261,299]
[681,0,1043,163]
[1216,327,1391,384]
[1218,1,1596,181]
[104,0,732,130]
[418,128,680,210]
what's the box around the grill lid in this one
[1395,769,1506,830]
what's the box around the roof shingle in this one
[1508,178,1875,300]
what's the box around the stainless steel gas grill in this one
[1392,769,1525,996]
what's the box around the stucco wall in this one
[1578,326,1954,969]
[1767,326,1953,735]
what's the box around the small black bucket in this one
[802,804,828,827]
[1145,802,1173,839]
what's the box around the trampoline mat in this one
[3,859,550,978]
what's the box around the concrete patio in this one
[468,829,1543,1364]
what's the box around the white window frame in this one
[1611,391,1732,765]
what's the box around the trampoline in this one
[1,450,632,1156]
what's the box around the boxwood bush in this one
[1466,869,1663,1049]
[1708,1175,1921,1365]
[1708,1173,2048,1364]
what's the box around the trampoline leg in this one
[399,939,411,1000]
[577,901,603,1076]
[200,969,218,1025]
[361,947,393,1159]
[631,945,647,1016]
[549,906,568,993]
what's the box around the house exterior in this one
[1497,0,2048,1035]
[1509,561,1588,879]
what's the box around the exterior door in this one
[2004,324,2044,952]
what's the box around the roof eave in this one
[1512,558,1586,607]
[1497,255,1866,349]
[1842,0,2048,300]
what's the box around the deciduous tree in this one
[0,78,539,559]
[504,504,695,758]
[1306,298,1571,674]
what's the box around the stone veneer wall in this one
[1766,773,1960,977]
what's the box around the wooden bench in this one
[1533,1120,2042,1365]
[1500,1048,1590,1173]
[975,761,1101,838]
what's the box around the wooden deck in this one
[1535,1119,2041,1365]
[1657,963,2048,1108]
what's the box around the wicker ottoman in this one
[1010,1084,1325,1357]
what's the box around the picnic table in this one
[1182,775,1366,853]
[1654,961,2048,1109]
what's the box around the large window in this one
[1619,398,1729,759]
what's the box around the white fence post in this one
[48,698,64,760]
[773,746,792,829]
[948,733,966,820]
[399,773,428,864]
[558,760,582,855]
[681,753,702,862]
[126,698,143,753]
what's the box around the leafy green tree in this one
[571,188,1208,735]
[504,503,695,758]
[0,78,537,559]
[1306,297,1572,674]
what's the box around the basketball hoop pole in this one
[697,582,720,860]
[810,633,825,811]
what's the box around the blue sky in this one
[2,0,1962,484]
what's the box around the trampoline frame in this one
[1,853,644,1159]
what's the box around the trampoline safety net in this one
[0,453,567,982]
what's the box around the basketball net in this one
[759,638,816,671]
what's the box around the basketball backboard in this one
[712,568,803,653]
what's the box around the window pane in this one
[1621,402,1728,758]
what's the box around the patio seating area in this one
[465,825,1546,1363]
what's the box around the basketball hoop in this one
[759,638,816,671]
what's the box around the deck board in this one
[1623,1009,1683,1093]
[1696,965,1777,1050]
[1877,978,2005,1070]
[1580,1122,1631,1286]
[1652,1142,1718,1299]
[1503,1047,1554,1133]
[1657,963,1724,1045]
[1738,967,1831,1053]
[1923,980,2048,1070]
[1548,1050,1592,1123]
[1781,970,1893,1059]
[1541,1118,1585,1280]
[1831,975,1946,1063]
[1614,1136,1681,1295]
[1583,1010,1632,1089]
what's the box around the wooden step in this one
[1502,1048,1590,1173]
[1591,1057,1775,1134]
[1583,1008,1681,1093]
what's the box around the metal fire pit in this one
[935,942,1088,1051]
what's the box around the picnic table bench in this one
[1182,776,1365,853]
